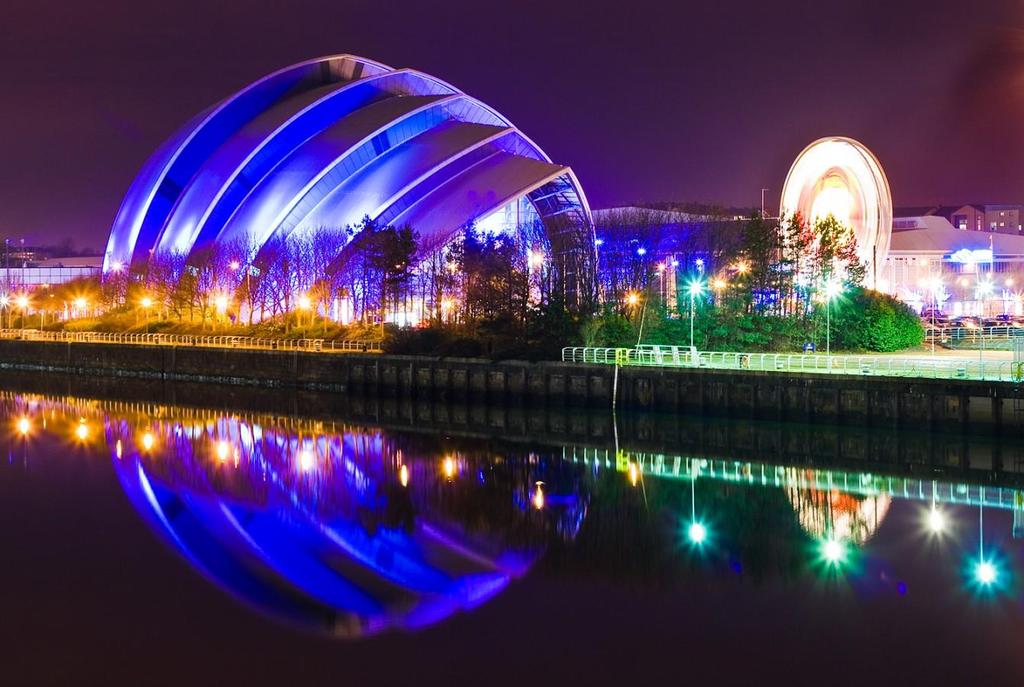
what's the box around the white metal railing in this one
[0,329,382,354]
[925,326,1024,343]
[562,346,1024,383]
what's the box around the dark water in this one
[2,377,1024,686]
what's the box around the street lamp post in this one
[823,280,842,370]
[687,280,704,350]
[140,296,153,333]
[15,294,29,330]
[927,277,943,355]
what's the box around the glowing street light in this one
[73,296,87,311]
[528,250,545,270]
[139,296,154,332]
[440,296,458,322]
[399,463,410,488]
[625,291,640,307]
[229,260,241,271]
[16,415,30,437]
[299,449,316,473]
[214,293,230,316]
[687,521,707,545]
[532,481,545,510]
[141,431,155,451]
[296,294,312,327]
[75,420,89,441]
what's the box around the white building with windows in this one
[878,215,1024,316]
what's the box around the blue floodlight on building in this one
[103,54,593,286]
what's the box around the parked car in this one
[951,316,980,330]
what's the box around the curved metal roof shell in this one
[104,54,592,273]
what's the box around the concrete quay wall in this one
[0,340,1019,434]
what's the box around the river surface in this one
[1,376,1023,686]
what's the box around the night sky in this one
[3,0,1023,250]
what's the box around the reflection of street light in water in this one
[399,464,409,488]
[973,494,999,588]
[442,456,456,479]
[299,449,316,473]
[925,481,946,535]
[532,481,545,510]
[687,459,708,547]
[822,538,845,565]
[215,440,231,462]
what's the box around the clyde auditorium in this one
[103,54,593,283]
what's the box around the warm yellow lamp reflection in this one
[628,462,639,487]
[442,456,456,479]
[532,482,545,510]
[216,440,231,462]
[299,449,316,473]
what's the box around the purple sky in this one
[2,0,1023,250]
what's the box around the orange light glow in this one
[443,456,456,479]
[532,482,545,510]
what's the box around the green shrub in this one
[829,287,924,352]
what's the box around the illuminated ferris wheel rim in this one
[779,136,893,280]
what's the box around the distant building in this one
[0,255,102,292]
[894,204,1023,235]
[879,215,1024,316]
